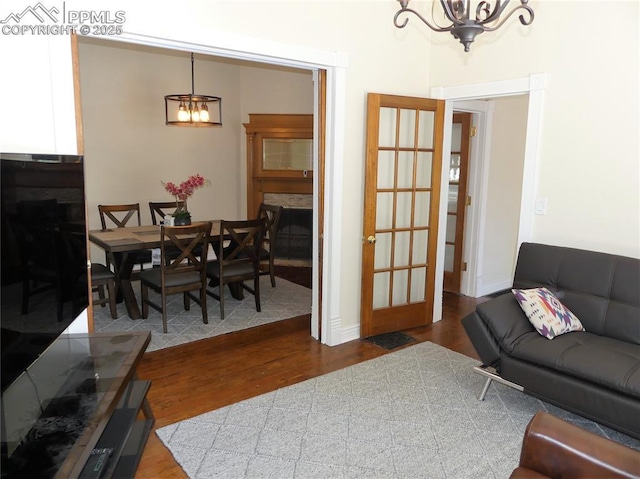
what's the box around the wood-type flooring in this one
[134,267,485,478]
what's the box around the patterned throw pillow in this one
[512,287,585,339]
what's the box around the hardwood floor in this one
[134,268,485,479]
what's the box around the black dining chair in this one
[90,263,118,319]
[205,218,264,319]
[11,200,84,322]
[139,222,211,333]
[149,200,202,261]
[98,203,153,275]
[256,203,283,287]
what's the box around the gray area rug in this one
[93,277,311,352]
[157,341,640,478]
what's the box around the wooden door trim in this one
[70,32,93,332]
[360,93,381,334]
[361,93,445,338]
[444,112,472,293]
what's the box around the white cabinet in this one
[0,34,78,154]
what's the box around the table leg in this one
[112,252,142,319]
[227,282,244,300]
[207,276,244,300]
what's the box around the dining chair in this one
[139,222,211,333]
[90,263,118,319]
[149,200,202,261]
[205,218,265,319]
[149,201,185,225]
[256,203,283,287]
[11,200,81,322]
[98,203,153,273]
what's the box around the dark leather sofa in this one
[462,242,640,439]
[510,411,640,478]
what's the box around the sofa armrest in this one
[475,292,535,354]
[510,411,640,479]
[461,311,501,367]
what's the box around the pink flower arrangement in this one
[162,174,211,201]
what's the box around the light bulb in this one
[191,102,200,122]
[200,103,210,122]
[177,102,189,122]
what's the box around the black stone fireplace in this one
[274,208,312,260]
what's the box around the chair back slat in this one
[219,218,265,264]
[206,218,265,319]
[255,203,284,287]
[98,204,142,230]
[258,203,283,251]
[160,222,211,286]
[140,221,211,332]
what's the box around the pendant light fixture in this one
[165,53,222,127]
[393,0,534,52]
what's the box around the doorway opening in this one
[431,74,546,323]
[75,33,347,344]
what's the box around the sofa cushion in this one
[508,332,640,398]
[513,243,640,345]
[512,287,584,339]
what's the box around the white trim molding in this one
[430,73,547,319]
[322,64,348,346]
[83,30,349,346]
[450,100,495,299]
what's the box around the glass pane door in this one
[361,93,445,338]
[372,107,434,308]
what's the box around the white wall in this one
[79,39,241,232]
[428,0,640,259]
[481,95,528,294]
[0,34,78,154]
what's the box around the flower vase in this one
[173,199,191,226]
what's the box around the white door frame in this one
[449,100,495,298]
[431,73,547,320]
[82,31,349,345]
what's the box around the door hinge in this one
[465,196,471,206]
[462,262,468,272]
[470,126,477,137]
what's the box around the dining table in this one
[88,220,244,319]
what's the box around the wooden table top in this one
[89,221,221,253]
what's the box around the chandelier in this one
[165,53,222,126]
[393,0,535,52]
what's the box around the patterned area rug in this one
[93,277,311,352]
[157,342,640,478]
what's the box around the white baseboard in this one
[325,315,359,346]
[477,278,512,297]
[340,324,360,344]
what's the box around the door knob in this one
[367,235,376,244]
